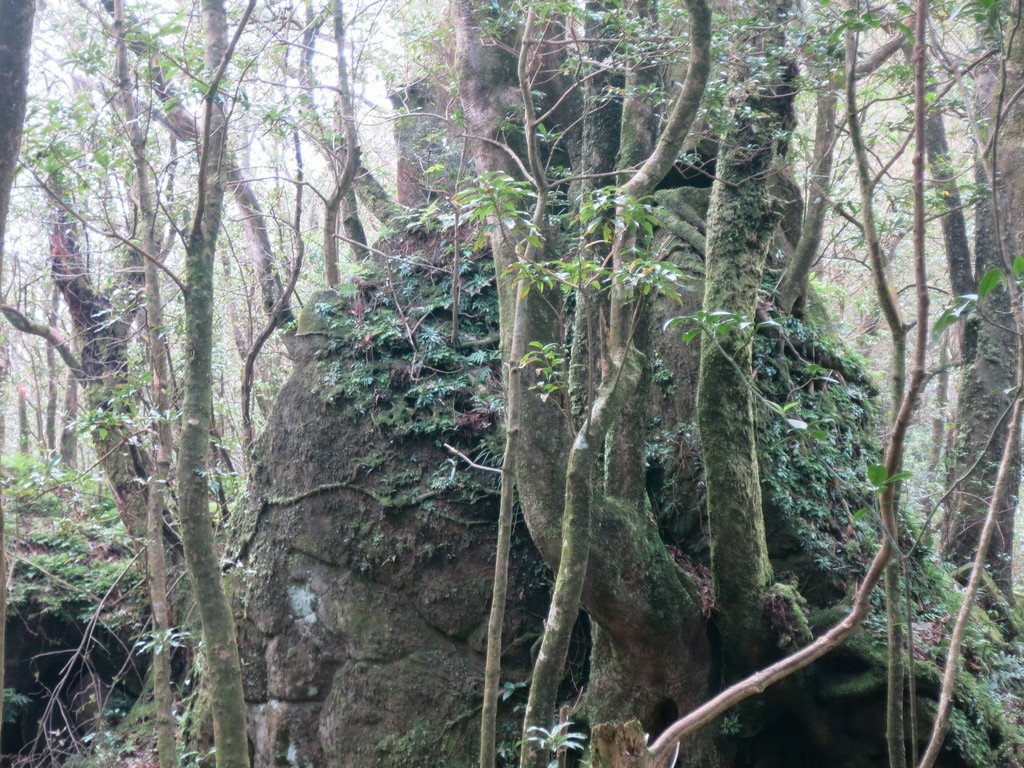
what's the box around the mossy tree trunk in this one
[943,20,1021,595]
[0,0,36,733]
[45,209,150,537]
[174,1,253,765]
[454,1,714,762]
[696,0,796,669]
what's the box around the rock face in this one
[233,286,536,767]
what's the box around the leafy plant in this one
[525,721,587,768]
[520,341,568,400]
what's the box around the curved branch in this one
[621,0,712,198]
[0,304,84,380]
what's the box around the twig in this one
[444,443,501,475]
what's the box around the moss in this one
[750,313,881,602]
[304,238,502,477]
[819,669,886,699]
[763,581,812,650]
[296,290,350,336]
[8,515,143,628]
[374,717,475,768]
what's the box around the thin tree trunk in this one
[323,0,363,286]
[17,383,29,454]
[227,152,290,325]
[60,365,77,467]
[0,0,35,734]
[0,347,8,455]
[777,75,838,313]
[929,340,948,473]
[112,0,178,761]
[478,283,527,768]
[113,14,291,329]
[45,290,59,454]
[847,13,917,765]
[174,1,254,765]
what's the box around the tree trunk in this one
[943,21,1021,594]
[174,1,252,765]
[0,0,35,735]
[697,0,796,668]
[452,0,716,751]
[60,366,77,467]
[925,87,976,360]
[777,75,838,314]
[17,383,29,454]
[47,209,151,536]
[45,290,59,454]
[112,0,178,761]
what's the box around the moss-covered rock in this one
[231,229,543,767]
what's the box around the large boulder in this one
[232,238,540,767]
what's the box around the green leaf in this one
[786,418,808,430]
[932,308,958,338]
[888,470,913,485]
[1013,255,1024,278]
[866,464,889,488]
[978,267,1004,298]
[932,295,977,337]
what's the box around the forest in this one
[0,0,1022,765]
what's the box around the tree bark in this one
[452,0,716,753]
[60,365,77,467]
[112,0,178,761]
[17,383,29,454]
[174,1,253,765]
[46,208,151,537]
[697,0,796,668]
[942,15,1021,595]
[925,89,976,360]
[777,75,838,314]
[44,290,59,454]
[0,0,35,734]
